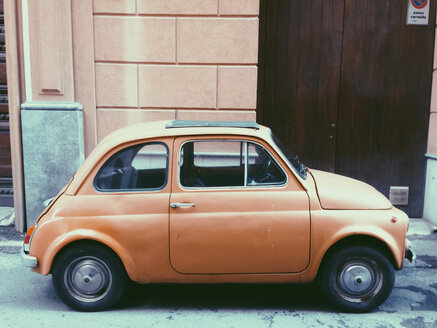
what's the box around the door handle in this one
[170,202,195,208]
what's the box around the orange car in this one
[21,120,414,312]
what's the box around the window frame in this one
[177,139,288,190]
[93,141,169,193]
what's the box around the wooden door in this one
[257,0,435,217]
[257,0,344,172]
[335,0,435,217]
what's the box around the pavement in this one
[408,218,436,236]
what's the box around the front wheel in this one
[52,244,127,311]
[318,245,395,313]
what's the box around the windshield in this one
[270,132,307,179]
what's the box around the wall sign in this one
[407,0,430,25]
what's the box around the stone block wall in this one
[92,0,259,141]
[4,0,261,230]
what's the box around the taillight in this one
[23,224,36,253]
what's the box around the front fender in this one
[309,210,407,276]
[327,225,404,268]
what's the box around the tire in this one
[52,244,127,311]
[318,245,395,313]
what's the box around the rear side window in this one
[95,143,168,191]
[179,140,286,188]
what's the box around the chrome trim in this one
[170,202,195,208]
[244,142,248,187]
[93,141,169,193]
[268,131,308,182]
[20,248,38,268]
[405,239,416,264]
[43,197,54,207]
[177,139,289,191]
[166,120,259,130]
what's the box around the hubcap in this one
[336,258,383,303]
[64,256,112,302]
[340,265,373,294]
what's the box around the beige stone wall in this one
[92,0,259,141]
[5,0,260,230]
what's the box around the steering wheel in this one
[254,159,275,184]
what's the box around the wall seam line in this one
[175,17,178,64]
[216,66,219,110]
[137,64,140,108]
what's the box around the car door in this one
[169,136,310,274]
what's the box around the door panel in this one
[169,190,310,274]
[169,137,311,274]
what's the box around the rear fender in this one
[36,229,137,280]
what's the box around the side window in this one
[179,140,286,188]
[95,143,168,191]
[180,141,244,187]
[247,143,287,185]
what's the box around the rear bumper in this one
[405,239,416,264]
[20,248,38,268]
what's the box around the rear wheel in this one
[52,244,127,311]
[318,245,395,312]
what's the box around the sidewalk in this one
[407,218,436,236]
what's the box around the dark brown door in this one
[257,0,344,172]
[257,0,435,217]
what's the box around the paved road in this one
[0,232,436,328]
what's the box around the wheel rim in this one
[335,257,383,303]
[64,256,112,303]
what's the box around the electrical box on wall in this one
[389,186,409,206]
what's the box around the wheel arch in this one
[51,239,127,276]
[38,231,137,281]
[318,235,397,276]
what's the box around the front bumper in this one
[405,239,416,264]
[20,248,38,268]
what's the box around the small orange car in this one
[21,120,414,312]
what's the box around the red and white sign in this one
[407,0,429,25]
